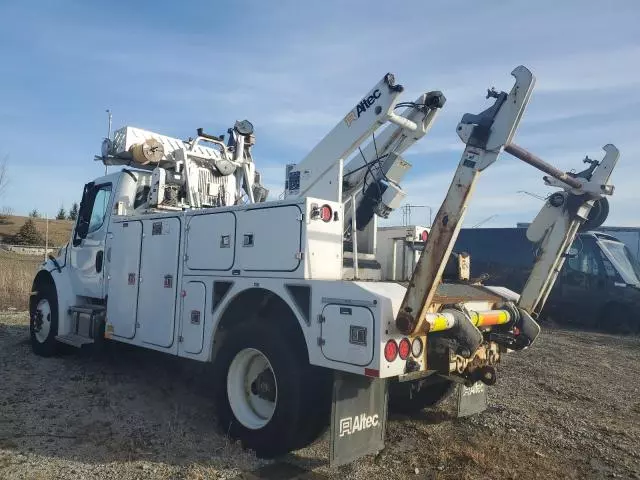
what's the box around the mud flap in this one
[456,381,487,417]
[329,372,388,466]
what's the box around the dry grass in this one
[0,249,41,310]
[0,214,73,246]
[0,214,71,310]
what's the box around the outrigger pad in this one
[329,372,388,466]
[457,381,488,417]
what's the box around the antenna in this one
[401,204,433,227]
[105,109,112,175]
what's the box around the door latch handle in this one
[96,250,104,273]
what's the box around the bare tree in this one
[0,155,8,199]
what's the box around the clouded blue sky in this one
[0,0,638,228]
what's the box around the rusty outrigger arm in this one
[517,144,619,316]
[396,65,536,337]
[396,68,619,357]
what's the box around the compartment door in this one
[106,221,142,339]
[237,205,302,272]
[137,218,180,348]
[181,281,206,354]
[321,304,374,366]
[186,212,236,271]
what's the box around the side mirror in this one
[566,248,578,259]
[73,219,89,246]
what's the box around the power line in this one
[472,214,498,228]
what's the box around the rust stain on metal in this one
[396,310,417,334]
[396,173,477,335]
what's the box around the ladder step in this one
[55,334,95,348]
[68,304,105,315]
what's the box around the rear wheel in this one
[213,322,329,457]
[29,280,60,357]
[389,377,455,414]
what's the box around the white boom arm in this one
[285,74,445,223]
[341,91,444,199]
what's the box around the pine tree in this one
[29,209,40,218]
[56,206,66,220]
[12,218,45,245]
[68,202,79,221]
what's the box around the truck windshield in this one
[600,240,640,286]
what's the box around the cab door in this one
[555,237,605,325]
[69,179,115,299]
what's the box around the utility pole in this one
[105,109,112,176]
[44,214,49,260]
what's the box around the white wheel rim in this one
[34,299,52,343]
[227,348,278,430]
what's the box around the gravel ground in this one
[1,312,639,479]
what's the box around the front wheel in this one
[29,280,60,357]
[213,322,329,457]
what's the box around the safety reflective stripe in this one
[470,310,510,327]
[424,312,456,332]
[423,309,511,333]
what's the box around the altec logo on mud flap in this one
[344,89,382,127]
[461,382,485,397]
[339,413,380,437]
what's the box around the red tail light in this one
[320,205,332,222]
[384,340,398,362]
[398,338,411,360]
[421,230,428,242]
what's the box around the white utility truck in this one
[30,66,619,464]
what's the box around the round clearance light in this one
[320,204,333,222]
[421,230,429,242]
[411,337,423,357]
[384,340,398,362]
[398,338,411,360]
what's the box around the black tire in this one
[213,322,329,458]
[579,197,609,232]
[389,377,455,414]
[29,279,60,357]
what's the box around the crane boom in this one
[285,73,405,201]
[285,73,445,232]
